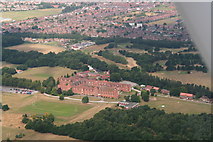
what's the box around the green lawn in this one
[13,66,76,81]
[142,96,212,114]
[2,8,62,21]
[19,101,92,117]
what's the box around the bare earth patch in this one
[6,43,65,54]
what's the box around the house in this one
[161,89,170,95]
[180,93,194,100]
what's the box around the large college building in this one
[58,76,131,98]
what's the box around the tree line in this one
[22,106,212,140]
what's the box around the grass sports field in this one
[150,70,212,89]
[142,96,212,114]
[19,100,92,117]
[2,9,62,21]
[13,66,76,81]
[6,43,65,54]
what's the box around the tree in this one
[2,104,10,111]
[150,89,156,96]
[16,65,28,71]
[57,88,62,94]
[110,73,122,82]
[67,88,74,96]
[131,94,141,103]
[51,88,58,96]
[59,95,64,100]
[42,77,56,88]
[22,117,29,124]
[82,96,89,103]
[142,93,149,102]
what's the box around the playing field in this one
[150,70,212,89]
[13,66,76,81]
[81,44,108,54]
[19,100,92,117]
[2,9,62,21]
[6,43,65,54]
[142,96,212,114]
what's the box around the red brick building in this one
[58,76,131,98]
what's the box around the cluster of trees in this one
[124,90,150,103]
[119,50,163,72]
[165,53,207,73]
[16,65,28,71]
[0,103,10,111]
[38,2,54,9]
[23,113,55,133]
[2,73,42,91]
[15,133,25,139]
[2,49,108,71]
[2,34,24,47]
[62,3,95,13]
[1,67,17,75]
[23,106,212,140]
[3,32,88,42]
[97,50,128,64]
[141,90,150,102]
[124,93,140,103]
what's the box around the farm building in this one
[180,93,194,100]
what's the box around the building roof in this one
[180,93,194,97]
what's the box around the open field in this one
[2,127,75,141]
[2,92,114,140]
[0,61,19,69]
[150,70,212,89]
[142,96,212,114]
[148,16,181,25]
[2,9,62,21]
[160,47,188,53]
[19,100,92,117]
[6,43,65,54]
[13,66,76,81]
[81,44,108,54]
